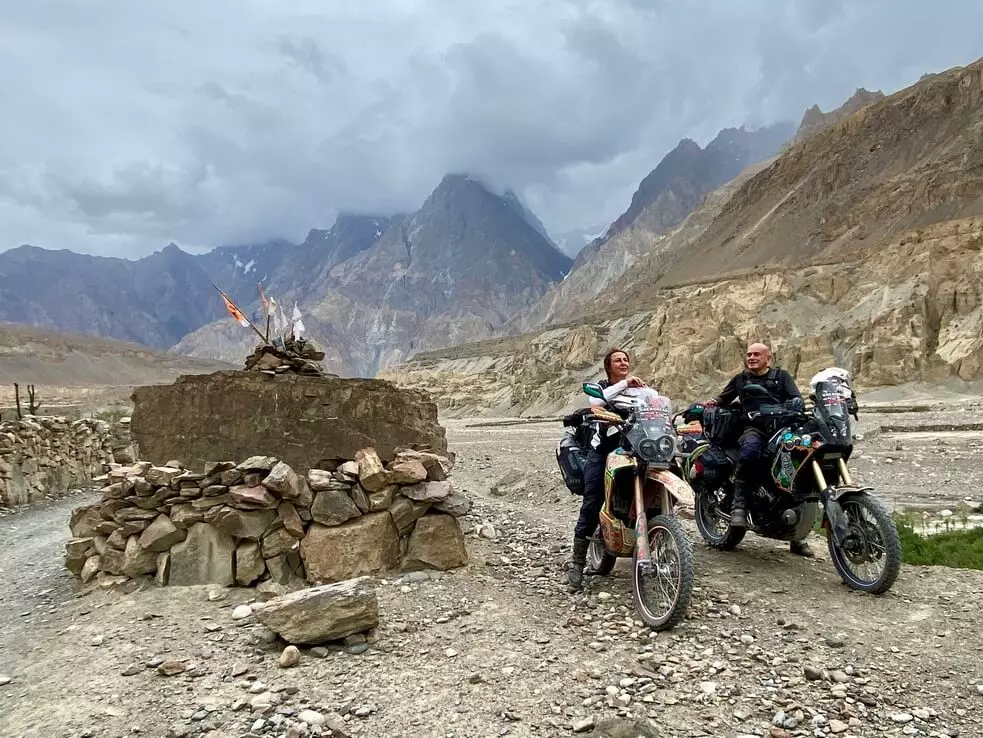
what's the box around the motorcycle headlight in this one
[637,434,676,463]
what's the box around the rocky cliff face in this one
[794,88,885,143]
[570,123,794,271]
[383,219,983,416]
[175,176,571,376]
[383,59,983,416]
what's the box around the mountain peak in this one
[795,88,886,143]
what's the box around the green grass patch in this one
[894,517,983,570]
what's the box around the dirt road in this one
[1,418,982,738]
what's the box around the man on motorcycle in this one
[567,348,649,590]
[712,342,814,557]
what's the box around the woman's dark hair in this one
[603,348,630,381]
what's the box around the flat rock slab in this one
[251,576,379,645]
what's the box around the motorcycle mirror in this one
[582,382,605,400]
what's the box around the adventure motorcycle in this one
[568,384,696,630]
[676,368,901,595]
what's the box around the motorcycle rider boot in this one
[730,478,749,528]
[567,536,589,590]
[790,538,815,557]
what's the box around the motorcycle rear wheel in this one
[695,488,746,550]
[826,494,902,595]
[631,514,694,631]
[586,525,617,575]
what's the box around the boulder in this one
[206,507,276,541]
[388,496,430,535]
[235,541,265,585]
[403,513,468,571]
[389,460,428,485]
[310,489,361,527]
[400,480,452,503]
[307,470,350,492]
[367,484,397,512]
[277,502,305,539]
[354,448,391,492]
[121,535,159,578]
[263,462,303,500]
[251,577,379,645]
[168,523,236,586]
[301,513,399,583]
[139,514,187,552]
[229,484,278,509]
[69,505,102,538]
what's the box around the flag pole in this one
[212,284,270,344]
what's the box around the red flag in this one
[220,291,250,328]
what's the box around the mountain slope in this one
[0,244,225,349]
[382,57,983,416]
[570,123,795,272]
[794,88,885,143]
[175,175,572,376]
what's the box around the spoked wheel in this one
[826,494,902,595]
[586,525,617,576]
[631,514,694,630]
[695,486,746,550]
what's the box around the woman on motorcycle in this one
[568,348,648,590]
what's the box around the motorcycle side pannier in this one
[556,428,587,496]
[704,406,741,446]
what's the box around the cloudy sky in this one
[1,0,980,258]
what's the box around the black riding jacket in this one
[716,367,802,407]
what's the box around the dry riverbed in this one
[1,406,982,738]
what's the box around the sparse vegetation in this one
[91,404,131,426]
[894,515,983,571]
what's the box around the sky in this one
[1,0,981,259]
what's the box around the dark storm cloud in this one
[0,0,980,257]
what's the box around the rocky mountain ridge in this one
[382,58,983,415]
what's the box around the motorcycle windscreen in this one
[625,396,676,465]
[813,380,852,444]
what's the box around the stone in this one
[236,455,279,472]
[403,513,468,571]
[350,485,370,513]
[400,480,452,503]
[367,484,397,512]
[261,527,298,559]
[395,449,452,481]
[170,504,204,528]
[129,372,447,474]
[65,537,94,575]
[307,469,350,492]
[355,448,391,492]
[301,513,400,583]
[138,514,187,552]
[278,645,301,668]
[266,551,306,587]
[232,604,253,620]
[206,506,276,541]
[310,489,361,527]
[277,502,305,539]
[69,505,102,538]
[168,523,236,586]
[81,555,101,583]
[145,466,183,486]
[121,535,159,577]
[157,660,186,676]
[251,577,379,645]
[388,496,430,534]
[229,484,278,509]
[155,552,170,586]
[236,541,266,585]
[262,461,303,500]
[434,492,472,517]
[389,460,427,485]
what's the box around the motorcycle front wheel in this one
[826,493,902,595]
[631,514,694,630]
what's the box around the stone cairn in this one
[65,447,468,645]
[0,415,123,507]
[244,336,326,376]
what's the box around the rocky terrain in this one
[1,405,982,738]
[0,322,234,418]
[793,88,886,144]
[384,58,983,416]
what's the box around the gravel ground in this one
[1,407,982,738]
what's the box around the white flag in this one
[292,301,306,338]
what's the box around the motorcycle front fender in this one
[647,469,695,519]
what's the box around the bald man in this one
[715,343,811,555]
